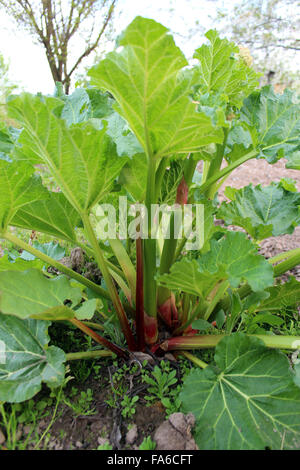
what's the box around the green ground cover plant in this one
[1,16,300,449]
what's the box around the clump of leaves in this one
[142,361,178,403]
[1,16,300,450]
[121,395,139,419]
[62,387,96,418]
[139,436,156,450]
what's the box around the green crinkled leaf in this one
[18,241,65,263]
[217,182,300,240]
[0,269,82,320]
[119,152,148,201]
[75,298,102,320]
[255,277,300,313]
[249,313,284,328]
[194,30,239,92]
[157,231,273,297]
[0,159,47,232]
[180,333,300,450]
[0,126,14,154]
[62,88,142,158]
[59,86,115,126]
[25,241,66,261]
[86,88,114,119]
[31,305,75,321]
[198,232,273,291]
[158,160,183,205]
[0,314,65,402]
[11,191,81,243]
[157,257,216,299]
[279,177,298,192]
[224,123,253,163]
[194,30,259,109]
[242,291,270,314]
[195,93,228,129]
[240,86,300,163]
[191,319,213,331]
[105,112,144,158]
[89,17,222,158]
[41,346,66,387]
[286,151,300,170]
[294,364,300,388]
[61,88,90,125]
[8,93,127,213]
[0,255,44,272]
[192,195,220,253]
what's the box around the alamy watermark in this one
[0,340,6,364]
[94,197,204,251]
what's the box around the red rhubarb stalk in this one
[70,318,128,358]
[144,312,158,345]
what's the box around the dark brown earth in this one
[2,355,197,450]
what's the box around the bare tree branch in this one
[66,0,115,81]
[0,0,117,93]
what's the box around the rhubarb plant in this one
[1,17,300,449]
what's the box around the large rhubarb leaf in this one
[11,191,81,243]
[0,159,47,232]
[8,93,127,213]
[180,333,300,449]
[0,314,65,402]
[217,182,300,240]
[157,231,273,297]
[0,269,82,320]
[194,30,259,109]
[88,17,222,158]
[240,86,300,164]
